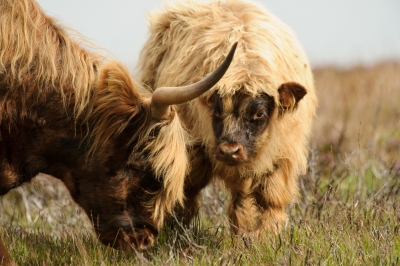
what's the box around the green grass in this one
[1,62,400,265]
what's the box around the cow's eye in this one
[206,97,213,107]
[206,92,218,107]
[252,109,266,120]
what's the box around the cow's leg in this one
[0,155,17,265]
[252,165,299,235]
[226,165,297,237]
[0,159,19,196]
[0,235,14,266]
[226,178,260,236]
[253,189,288,234]
[178,145,213,222]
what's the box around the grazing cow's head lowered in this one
[86,49,236,250]
[0,0,236,260]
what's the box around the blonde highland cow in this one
[138,0,317,237]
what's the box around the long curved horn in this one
[151,42,238,120]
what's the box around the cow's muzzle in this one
[98,226,158,251]
[216,142,247,165]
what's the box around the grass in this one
[1,61,400,265]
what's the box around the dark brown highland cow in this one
[0,0,236,264]
[138,0,317,238]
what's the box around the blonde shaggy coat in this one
[138,0,317,236]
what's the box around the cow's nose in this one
[107,227,158,252]
[217,143,247,163]
[219,144,240,155]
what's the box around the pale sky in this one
[37,0,400,72]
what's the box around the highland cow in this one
[137,0,317,237]
[0,0,236,263]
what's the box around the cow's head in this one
[70,42,238,251]
[201,82,306,166]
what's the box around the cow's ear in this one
[278,82,307,115]
[97,60,141,102]
[95,61,142,121]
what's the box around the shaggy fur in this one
[137,0,317,236]
[0,237,13,266]
[0,0,190,260]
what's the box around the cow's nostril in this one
[217,143,247,163]
[136,228,157,250]
[220,145,239,155]
[140,234,154,249]
[231,146,240,154]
